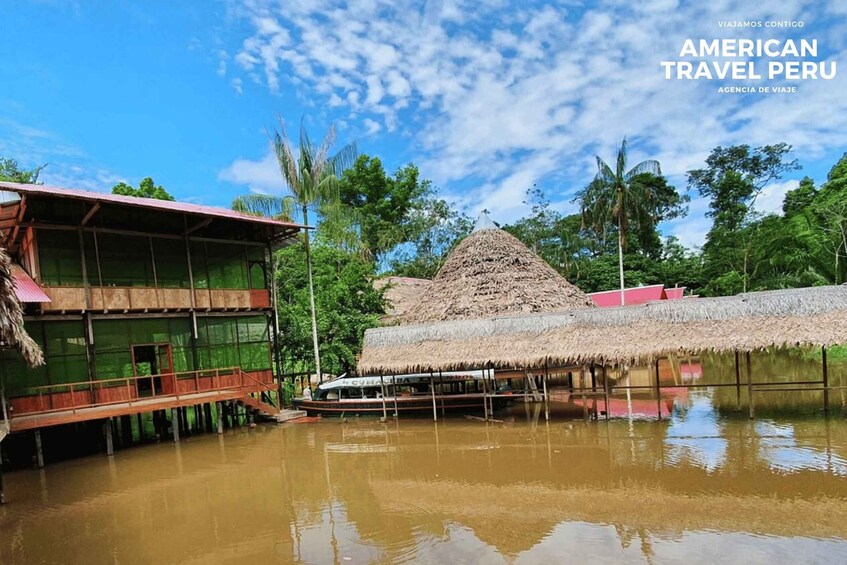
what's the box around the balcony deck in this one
[6,368,276,432]
[40,286,271,312]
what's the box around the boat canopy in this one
[318,370,487,391]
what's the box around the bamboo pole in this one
[822,346,829,415]
[603,365,610,421]
[379,375,388,421]
[391,375,399,418]
[482,367,489,421]
[734,350,741,411]
[581,366,588,422]
[429,373,437,422]
[543,359,550,422]
[439,370,446,418]
[746,351,754,420]
[655,358,662,421]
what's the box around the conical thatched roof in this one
[0,247,43,367]
[373,276,433,325]
[401,214,594,324]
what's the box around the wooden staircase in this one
[237,394,307,423]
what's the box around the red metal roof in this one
[0,182,305,230]
[10,264,50,303]
[588,285,689,307]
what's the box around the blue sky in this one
[2,0,846,248]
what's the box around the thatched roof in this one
[359,285,847,374]
[401,213,594,324]
[0,247,43,367]
[373,276,432,324]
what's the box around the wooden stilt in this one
[603,365,611,421]
[543,359,550,422]
[121,415,133,446]
[580,366,588,422]
[429,373,438,422]
[34,430,44,468]
[136,413,144,442]
[822,346,829,415]
[216,402,224,434]
[391,375,399,418]
[746,351,754,420]
[655,358,662,421]
[0,444,5,504]
[439,371,446,418]
[734,350,741,411]
[172,408,180,443]
[205,403,214,433]
[379,375,388,421]
[104,419,114,456]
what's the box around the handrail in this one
[8,367,275,419]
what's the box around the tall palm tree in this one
[233,121,356,381]
[579,138,662,305]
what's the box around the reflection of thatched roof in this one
[373,277,432,324]
[401,217,594,324]
[0,247,43,367]
[359,285,847,374]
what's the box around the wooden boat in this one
[293,371,505,417]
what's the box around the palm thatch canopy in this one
[359,285,847,374]
[401,213,594,324]
[0,247,43,367]
[373,276,433,325]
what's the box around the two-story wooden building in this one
[0,181,301,465]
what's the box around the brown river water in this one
[2,351,847,564]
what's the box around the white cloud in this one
[223,0,847,244]
[753,179,799,216]
[218,150,285,194]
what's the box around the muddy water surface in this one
[2,352,847,563]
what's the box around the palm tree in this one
[579,138,662,305]
[233,121,356,381]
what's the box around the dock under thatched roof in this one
[358,285,847,374]
[401,213,594,324]
[0,247,43,367]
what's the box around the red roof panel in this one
[0,182,305,231]
[11,264,50,303]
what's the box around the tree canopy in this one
[111,177,175,201]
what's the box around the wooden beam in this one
[184,217,213,235]
[6,195,27,250]
[81,202,101,226]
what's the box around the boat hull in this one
[293,393,496,417]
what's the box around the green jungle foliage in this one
[111,177,175,201]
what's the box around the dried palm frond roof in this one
[373,276,433,325]
[401,213,594,324]
[359,285,847,374]
[0,247,43,367]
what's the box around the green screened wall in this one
[0,320,87,395]
[0,316,272,395]
[37,228,266,289]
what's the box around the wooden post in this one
[746,351,754,420]
[429,373,438,422]
[34,430,44,468]
[580,366,589,421]
[543,359,550,422]
[216,402,224,434]
[822,346,829,415]
[104,419,114,456]
[391,375,399,418]
[172,408,180,442]
[379,375,388,421]
[603,365,611,421]
[0,445,5,504]
[655,358,662,421]
[734,350,741,411]
[482,367,489,420]
[438,371,446,418]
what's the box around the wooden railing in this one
[10,367,274,418]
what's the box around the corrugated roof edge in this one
[0,182,308,230]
